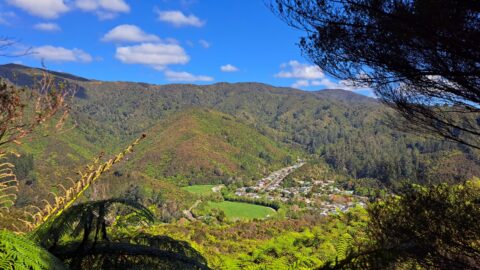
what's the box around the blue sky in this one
[0,0,372,95]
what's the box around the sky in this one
[0,0,372,95]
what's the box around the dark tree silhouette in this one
[270,0,480,149]
[320,182,480,269]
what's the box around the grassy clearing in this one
[182,185,217,195]
[208,201,276,220]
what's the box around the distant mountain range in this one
[1,63,478,204]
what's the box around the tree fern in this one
[1,135,146,270]
[50,234,210,270]
[34,198,155,249]
[335,233,353,260]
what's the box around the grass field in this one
[208,201,276,220]
[182,185,217,195]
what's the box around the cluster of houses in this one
[235,161,305,198]
[235,162,367,215]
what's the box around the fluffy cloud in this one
[275,60,324,80]
[220,64,239,72]
[198,39,210,48]
[32,45,92,62]
[290,79,333,89]
[76,0,129,12]
[156,10,204,27]
[115,43,189,70]
[7,0,129,19]
[75,0,130,19]
[34,22,61,31]
[102,24,160,43]
[291,77,372,93]
[291,80,310,89]
[7,0,69,19]
[164,70,213,82]
[277,60,372,93]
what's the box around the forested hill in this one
[1,63,479,191]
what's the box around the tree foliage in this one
[323,181,480,269]
[0,74,72,147]
[270,0,480,149]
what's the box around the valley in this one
[0,64,479,269]
[0,1,478,269]
[2,63,478,222]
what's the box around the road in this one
[259,162,305,191]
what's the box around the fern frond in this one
[26,134,145,231]
[34,198,155,248]
[50,236,209,270]
[0,153,18,216]
[0,229,66,270]
[335,233,354,261]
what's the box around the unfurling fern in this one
[0,153,18,216]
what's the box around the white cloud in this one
[75,0,129,19]
[220,64,239,72]
[164,70,213,82]
[198,39,210,48]
[277,60,371,93]
[155,9,204,27]
[291,80,310,89]
[0,11,16,25]
[275,60,324,80]
[290,78,339,89]
[34,22,61,31]
[313,79,340,89]
[102,24,160,43]
[115,43,189,70]
[291,77,371,92]
[76,0,129,12]
[7,0,69,19]
[32,45,92,62]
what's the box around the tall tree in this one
[270,0,480,149]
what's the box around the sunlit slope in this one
[9,119,100,206]
[128,109,299,185]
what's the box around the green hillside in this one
[7,120,100,206]
[1,63,479,193]
[128,108,299,186]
